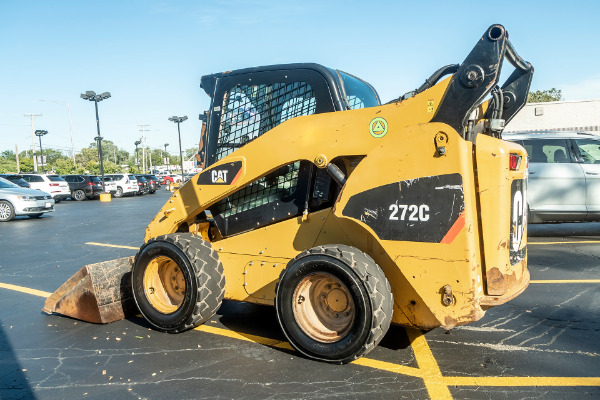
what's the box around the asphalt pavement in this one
[1,189,599,399]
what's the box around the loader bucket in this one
[43,256,137,324]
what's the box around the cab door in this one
[521,138,586,221]
[571,137,600,220]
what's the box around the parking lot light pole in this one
[81,91,111,192]
[163,143,169,171]
[34,129,48,173]
[134,140,141,167]
[168,116,187,184]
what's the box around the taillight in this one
[88,182,93,186]
[50,183,59,187]
[509,154,522,171]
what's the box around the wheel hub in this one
[143,256,185,313]
[292,272,355,343]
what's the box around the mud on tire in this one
[132,233,225,333]
[276,244,393,364]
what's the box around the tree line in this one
[0,140,198,175]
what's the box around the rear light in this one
[50,183,59,186]
[509,154,522,171]
[88,182,93,186]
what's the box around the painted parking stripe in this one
[406,328,453,399]
[0,282,51,298]
[444,376,600,386]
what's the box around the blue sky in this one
[2,0,600,157]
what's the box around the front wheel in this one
[276,245,393,364]
[73,190,86,201]
[131,233,225,333]
[0,201,15,222]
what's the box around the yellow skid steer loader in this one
[44,24,533,364]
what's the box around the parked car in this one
[161,174,183,187]
[61,175,104,201]
[0,174,30,188]
[100,176,118,196]
[137,174,159,193]
[134,175,149,194]
[504,131,600,223]
[20,174,70,203]
[104,174,138,197]
[0,177,55,221]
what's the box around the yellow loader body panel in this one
[143,81,529,330]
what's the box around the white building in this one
[505,99,600,133]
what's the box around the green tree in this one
[53,158,78,175]
[1,150,16,161]
[528,88,563,103]
[19,157,34,172]
[76,147,99,165]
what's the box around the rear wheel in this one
[276,245,393,364]
[115,187,124,198]
[131,233,225,333]
[0,201,15,222]
[73,189,86,201]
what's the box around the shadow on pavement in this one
[0,319,35,400]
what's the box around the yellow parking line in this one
[0,282,51,298]
[196,324,293,350]
[406,328,453,400]
[444,376,600,387]
[352,357,423,378]
[198,324,423,377]
[530,279,600,284]
[85,242,139,250]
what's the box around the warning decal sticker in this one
[369,117,388,138]
[342,173,465,243]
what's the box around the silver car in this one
[0,177,55,221]
[504,131,600,223]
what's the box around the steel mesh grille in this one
[346,95,365,110]
[216,82,316,161]
[214,162,301,218]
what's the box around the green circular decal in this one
[369,117,388,138]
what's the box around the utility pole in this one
[24,113,42,171]
[15,145,20,173]
[138,124,150,173]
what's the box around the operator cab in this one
[198,64,380,237]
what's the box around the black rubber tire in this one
[276,244,393,364]
[0,200,15,222]
[114,187,124,198]
[131,233,225,333]
[73,189,86,201]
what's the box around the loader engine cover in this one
[342,173,465,243]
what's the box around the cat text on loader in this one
[44,24,533,363]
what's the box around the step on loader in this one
[44,24,533,363]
